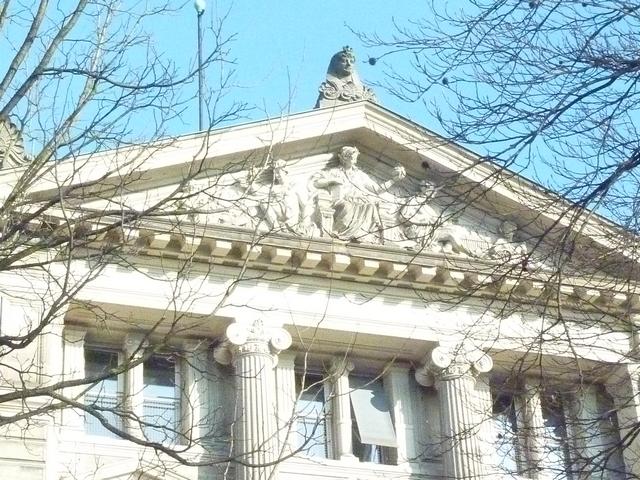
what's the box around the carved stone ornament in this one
[0,116,28,169]
[415,345,493,386]
[168,145,538,265]
[315,46,377,108]
[213,320,292,365]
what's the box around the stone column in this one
[415,345,493,479]
[329,358,356,461]
[215,320,292,480]
[123,333,146,437]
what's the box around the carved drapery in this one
[415,345,493,479]
[215,320,292,480]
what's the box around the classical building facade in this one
[1,50,639,480]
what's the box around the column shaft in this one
[235,346,278,480]
[438,373,486,479]
[223,320,291,480]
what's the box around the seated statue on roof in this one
[315,46,377,108]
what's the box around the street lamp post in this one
[194,0,206,131]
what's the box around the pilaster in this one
[274,351,296,457]
[181,339,208,446]
[384,365,416,467]
[329,357,356,461]
[61,326,87,429]
[415,345,493,479]
[123,333,147,437]
[474,375,495,472]
[521,380,545,479]
[605,364,640,478]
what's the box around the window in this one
[84,346,181,443]
[540,392,573,479]
[349,376,397,465]
[84,348,123,437]
[294,373,330,458]
[490,383,625,480]
[491,392,522,474]
[142,354,179,443]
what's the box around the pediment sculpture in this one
[166,145,530,265]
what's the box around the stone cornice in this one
[51,217,640,316]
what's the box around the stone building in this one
[1,48,639,480]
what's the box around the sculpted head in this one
[328,46,356,78]
[338,146,359,169]
[272,159,288,184]
[499,220,518,239]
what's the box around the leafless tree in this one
[0,1,258,477]
[354,1,640,478]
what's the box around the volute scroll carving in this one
[415,345,493,387]
[213,320,292,366]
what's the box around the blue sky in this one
[158,1,431,134]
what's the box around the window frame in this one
[142,352,182,444]
[294,371,332,459]
[83,345,125,438]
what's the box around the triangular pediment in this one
[5,101,634,279]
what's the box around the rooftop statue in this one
[315,46,377,108]
[0,116,28,169]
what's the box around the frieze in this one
[165,144,533,268]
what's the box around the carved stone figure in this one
[171,177,258,229]
[255,159,314,235]
[488,220,527,263]
[0,116,28,169]
[312,146,405,243]
[315,46,377,108]
[399,179,441,249]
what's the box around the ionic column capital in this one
[329,356,355,378]
[415,344,493,387]
[213,319,292,365]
